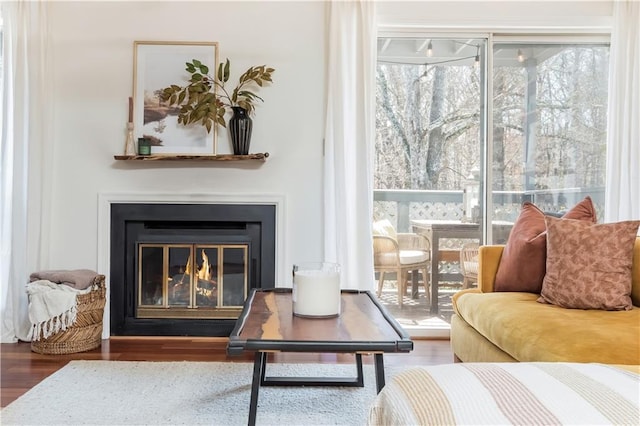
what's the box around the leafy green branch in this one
[160,58,275,133]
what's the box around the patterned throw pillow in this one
[537,217,640,310]
[494,197,597,293]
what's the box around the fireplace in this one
[109,203,276,336]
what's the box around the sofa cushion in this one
[454,291,640,364]
[376,250,429,266]
[538,217,640,310]
[494,197,597,293]
[369,363,640,426]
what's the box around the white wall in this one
[377,0,612,30]
[47,1,327,285]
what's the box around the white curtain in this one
[1,1,53,343]
[323,0,376,290]
[605,0,640,223]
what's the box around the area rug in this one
[1,360,401,425]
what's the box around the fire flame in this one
[198,249,211,281]
[184,249,212,281]
[167,248,216,306]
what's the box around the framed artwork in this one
[133,41,219,155]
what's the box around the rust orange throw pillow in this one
[538,217,640,310]
[494,196,597,293]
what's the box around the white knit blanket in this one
[26,280,93,341]
[369,363,640,425]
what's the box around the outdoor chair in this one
[459,241,479,288]
[373,219,431,307]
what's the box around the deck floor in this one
[376,281,463,329]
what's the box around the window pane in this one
[492,44,609,220]
[375,37,485,331]
[375,38,485,229]
[376,39,483,192]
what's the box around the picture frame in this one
[133,41,219,155]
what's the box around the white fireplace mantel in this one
[97,192,287,339]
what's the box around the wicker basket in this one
[31,274,106,355]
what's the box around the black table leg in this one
[260,353,365,387]
[248,351,266,426]
[354,353,364,387]
[374,353,385,393]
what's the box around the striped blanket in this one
[368,363,639,425]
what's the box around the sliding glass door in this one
[374,34,609,337]
[490,42,609,225]
[375,36,486,336]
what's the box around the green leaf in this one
[203,93,215,103]
[177,91,186,105]
[217,62,224,82]
[192,73,203,81]
[237,100,250,111]
[201,64,209,74]
[193,59,202,67]
[223,59,230,82]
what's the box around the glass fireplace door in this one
[137,243,248,319]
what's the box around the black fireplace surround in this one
[110,203,276,337]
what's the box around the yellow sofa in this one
[451,237,640,365]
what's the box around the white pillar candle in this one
[293,264,341,317]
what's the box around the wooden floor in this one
[0,337,453,408]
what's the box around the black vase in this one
[229,107,253,155]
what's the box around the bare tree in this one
[376,63,480,190]
[375,45,608,198]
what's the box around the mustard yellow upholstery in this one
[451,237,640,365]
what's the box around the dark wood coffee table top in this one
[227,288,413,355]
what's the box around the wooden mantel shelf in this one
[114,153,269,161]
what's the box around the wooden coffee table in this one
[227,288,413,425]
